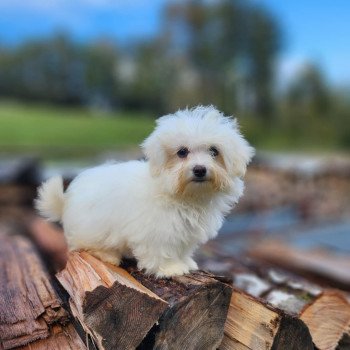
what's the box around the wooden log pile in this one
[56,251,232,350]
[202,255,350,350]
[0,225,85,350]
[1,216,350,349]
[0,219,232,349]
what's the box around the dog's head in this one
[142,106,254,198]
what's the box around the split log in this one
[0,229,69,349]
[56,251,168,350]
[220,336,250,350]
[57,251,232,350]
[17,324,86,350]
[249,239,350,291]
[128,267,232,350]
[221,288,314,350]
[207,257,350,350]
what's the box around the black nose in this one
[193,165,207,178]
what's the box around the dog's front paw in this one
[88,249,121,266]
[155,261,190,278]
[184,257,198,271]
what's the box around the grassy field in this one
[0,100,346,160]
[0,100,155,159]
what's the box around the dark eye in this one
[177,147,189,158]
[209,146,219,157]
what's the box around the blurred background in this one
[0,0,350,159]
[0,0,350,281]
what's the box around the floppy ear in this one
[141,131,165,177]
[223,119,255,177]
[231,139,255,177]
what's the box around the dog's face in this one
[142,106,254,198]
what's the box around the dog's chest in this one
[170,205,221,242]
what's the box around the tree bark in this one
[17,324,87,350]
[0,230,69,350]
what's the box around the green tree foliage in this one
[118,40,177,114]
[0,35,118,107]
[0,35,83,103]
[84,40,118,108]
[161,0,281,116]
[276,63,349,149]
[285,64,330,116]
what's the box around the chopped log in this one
[128,267,232,350]
[57,251,232,350]
[249,240,350,290]
[299,291,350,350]
[208,256,350,350]
[221,288,314,350]
[220,336,250,350]
[17,324,87,350]
[56,251,168,350]
[0,230,69,350]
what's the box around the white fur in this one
[35,176,65,222]
[35,106,254,277]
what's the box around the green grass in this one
[0,100,346,160]
[0,100,155,159]
[240,115,345,153]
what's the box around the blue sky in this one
[0,0,349,85]
[261,0,350,86]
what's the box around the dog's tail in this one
[35,176,65,222]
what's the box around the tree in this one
[161,0,281,116]
[84,40,119,109]
[119,39,178,113]
[0,35,85,104]
[286,64,330,116]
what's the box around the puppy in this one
[36,106,254,277]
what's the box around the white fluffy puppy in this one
[36,106,254,277]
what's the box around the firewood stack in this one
[0,224,85,350]
[1,219,232,350]
[1,217,350,350]
[204,256,350,350]
[1,156,350,350]
[56,251,231,350]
